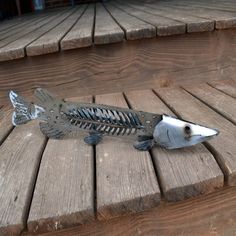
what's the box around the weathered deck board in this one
[94,3,124,45]
[26,6,86,56]
[27,96,94,234]
[104,3,156,40]
[184,84,236,125]
[0,108,13,145]
[125,90,223,201]
[0,123,46,235]
[156,88,236,185]
[0,9,72,61]
[133,1,214,33]
[113,1,186,36]
[95,93,160,219]
[0,14,53,49]
[209,80,236,99]
[60,4,94,50]
[161,2,236,29]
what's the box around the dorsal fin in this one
[34,88,57,105]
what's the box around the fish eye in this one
[184,125,191,135]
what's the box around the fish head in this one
[153,114,219,149]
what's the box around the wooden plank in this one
[209,80,236,99]
[0,9,74,61]
[125,89,223,201]
[0,29,235,106]
[113,1,186,36]
[27,96,94,234]
[161,2,236,29]
[135,2,214,33]
[156,87,236,185]
[27,187,236,236]
[184,84,236,125]
[94,3,124,45]
[0,123,46,235]
[95,93,160,219]
[0,107,13,145]
[0,14,53,49]
[104,3,156,40]
[26,6,86,56]
[60,4,95,51]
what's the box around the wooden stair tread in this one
[0,81,235,235]
[0,0,236,61]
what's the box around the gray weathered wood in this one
[125,89,223,201]
[138,2,214,33]
[184,84,236,125]
[0,123,46,236]
[95,93,160,219]
[209,80,236,99]
[94,3,124,45]
[60,4,95,50]
[156,87,236,185]
[162,2,236,29]
[104,3,156,40]
[26,6,86,56]
[0,108,13,145]
[0,9,72,61]
[27,96,95,234]
[113,1,186,36]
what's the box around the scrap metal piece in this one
[9,88,219,150]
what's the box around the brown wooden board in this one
[125,89,223,201]
[0,122,46,235]
[0,9,72,61]
[209,80,236,99]
[26,6,86,56]
[0,29,235,106]
[184,83,236,125]
[104,3,156,40]
[132,1,214,33]
[27,96,95,234]
[95,93,160,220]
[94,3,124,45]
[156,88,236,185]
[113,1,186,36]
[161,2,236,29]
[60,4,95,50]
[0,108,13,145]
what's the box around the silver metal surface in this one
[9,88,219,151]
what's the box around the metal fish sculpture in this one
[9,88,219,151]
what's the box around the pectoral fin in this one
[133,139,154,151]
[84,132,103,145]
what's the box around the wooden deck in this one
[0,0,236,61]
[0,80,236,235]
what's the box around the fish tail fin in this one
[9,91,38,126]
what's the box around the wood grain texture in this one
[114,1,186,36]
[0,108,13,145]
[60,4,94,50]
[184,83,236,125]
[26,6,86,56]
[0,123,46,236]
[156,87,236,185]
[27,96,95,234]
[25,187,236,236]
[125,89,223,201]
[209,79,236,99]
[95,93,160,220]
[94,3,124,45]
[127,0,214,33]
[104,3,156,40]
[0,9,71,62]
[1,29,235,107]
[161,2,236,29]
